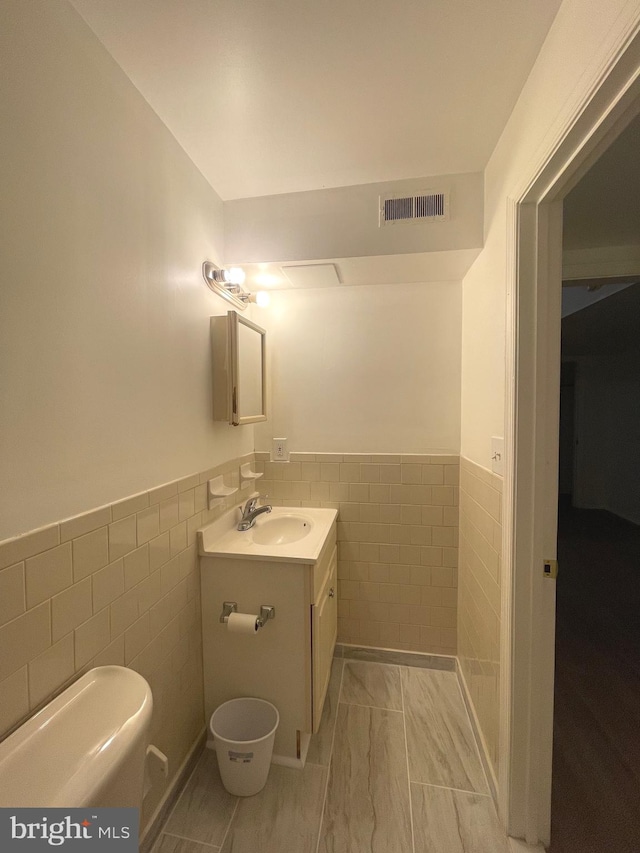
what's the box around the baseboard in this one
[336,643,456,671]
[455,659,499,803]
[140,728,206,853]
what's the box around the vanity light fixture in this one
[208,265,246,286]
[202,261,269,309]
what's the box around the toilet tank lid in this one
[0,666,153,807]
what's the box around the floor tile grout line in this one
[314,658,345,853]
[400,666,417,853]
[217,798,239,852]
[452,664,493,798]
[160,830,221,850]
[410,779,493,799]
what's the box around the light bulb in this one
[246,291,270,307]
[228,267,246,286]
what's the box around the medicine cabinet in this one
[210,311,267,426]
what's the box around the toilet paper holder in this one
[220,601,276,628]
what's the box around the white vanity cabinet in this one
[311,542,338,730]
[198,507,337,765]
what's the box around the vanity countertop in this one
[198,505,337,564]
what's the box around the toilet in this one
[0,666,153,809]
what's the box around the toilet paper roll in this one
[226,612,259,634]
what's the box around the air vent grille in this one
[384,196,414,222]
[380,190,448,226]
[415,192,445,218]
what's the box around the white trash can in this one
[210,698,279,796]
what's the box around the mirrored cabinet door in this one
[210,311,267,425]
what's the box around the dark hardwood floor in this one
[550,501,640,853]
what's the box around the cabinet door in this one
[312,546,337,731]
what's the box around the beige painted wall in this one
[460,0,640,469]
[0,0,257,829]
[254,282,462,454]
[0,0,253,541]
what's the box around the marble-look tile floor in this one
[153,659,509,853]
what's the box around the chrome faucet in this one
[237,496,272,531]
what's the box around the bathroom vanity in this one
[198,505,337,765]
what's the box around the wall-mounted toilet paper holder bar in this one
[219,601,276,628]
[257,605,275,627]
[220,601,237,623]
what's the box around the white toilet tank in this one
[0,665,153,809]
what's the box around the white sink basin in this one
[251,514,313,545]
[199,505,337,564]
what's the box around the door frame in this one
[500,23,640,847]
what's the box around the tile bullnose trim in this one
[0,524,61,571]
[460,455,503,491]
[284,451,460,463]
[60,506,112,544]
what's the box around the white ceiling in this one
[69,0,562,201]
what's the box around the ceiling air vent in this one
[379,190,449,226]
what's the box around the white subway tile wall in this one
[255,452,460,655]
[457,456,503,779]
[0,452,257,829]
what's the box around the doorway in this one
[552,110,640,851]
[503,27,640,848]
[551,289,640,852]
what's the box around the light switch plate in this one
[491,437,504,476]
